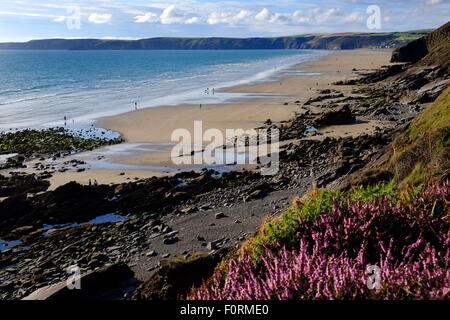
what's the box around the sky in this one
[0,0,449,42]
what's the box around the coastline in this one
[2,49,392,189]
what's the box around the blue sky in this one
[0,0,448,42]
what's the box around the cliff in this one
[0,30,431,51]
[391,21,450,70]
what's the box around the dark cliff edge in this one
[0,30,431,51]
[391,21,449,70]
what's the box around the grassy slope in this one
[391,87,450,187]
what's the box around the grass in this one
[405,87,450,143]
[171,252,208,263]
[390,88,450,187]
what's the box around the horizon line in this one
[0,28,435,44]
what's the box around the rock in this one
[22,263,137,300]
[249,189,263,198]
[106,246,121,253]
[88,259,101,268]
[132,247,234,300]
[163,237,179,245]
[162,253,170,259]
[215,212,225,219]
[181,206,197,214]
[313,104,355,127]
[10,225,34,236]
[146,251,157,257]
[90,252,107,262]
[206,242,217,250]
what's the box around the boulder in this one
[22,263,137,300]
[313,104,355,127]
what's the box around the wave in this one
[0,50,331,130]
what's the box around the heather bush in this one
[248,181,399,260]
[188,181,449,300]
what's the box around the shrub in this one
[188,181,449,300]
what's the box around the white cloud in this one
[314,8,343,23]
[0,11,58,18]
[207,10,251,25]
[135,12,158,23]
[425,0,445,5]
[88,13,112,24]
[185,17,199,24]
[207,12,228,25]
[270,13,291,24]
[234,10,251,22]
[292,10,310,23]
[344,11,364,22]
[53,16,66,23]
[160,5,184,24]
[255,8,271,21]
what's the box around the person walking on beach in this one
[93,179,98,187]
[134,101,138,110]
[64,116,67,126]
[88,179,92,186]
[199,103,202,110]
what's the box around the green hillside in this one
[0,30,432,50]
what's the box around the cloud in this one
[270,13,291,24]
[292,10,310,23]
[207,12,228,25]
[425,0,445,5]
[207,10,251,25]
[315,8,343,23]
[234,10,251,22]
[255,8,271,21]
[344,11,364,22]
[160,5,184,24]
[0,11,58,18]
[135,12,158,23]
[53,16,66,23]
[185,17,199,24]
[88,13,112,24]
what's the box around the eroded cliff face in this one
[391,21,450,69]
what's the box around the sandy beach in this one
[4,49,393,189]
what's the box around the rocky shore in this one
[1,25,449,300]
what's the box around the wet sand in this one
[3,49,393,189]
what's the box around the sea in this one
[0,49,330,131]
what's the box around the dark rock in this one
[313,104,355,127]
[132,247,234,300]
[214,212,224,219]
[22,263,137,300]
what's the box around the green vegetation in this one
[391,87,450,187]
[172,252,208,263]
[0,128,122,168]
[191,180,449,300]
[243,180,402,260]
[405,87,450,143]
